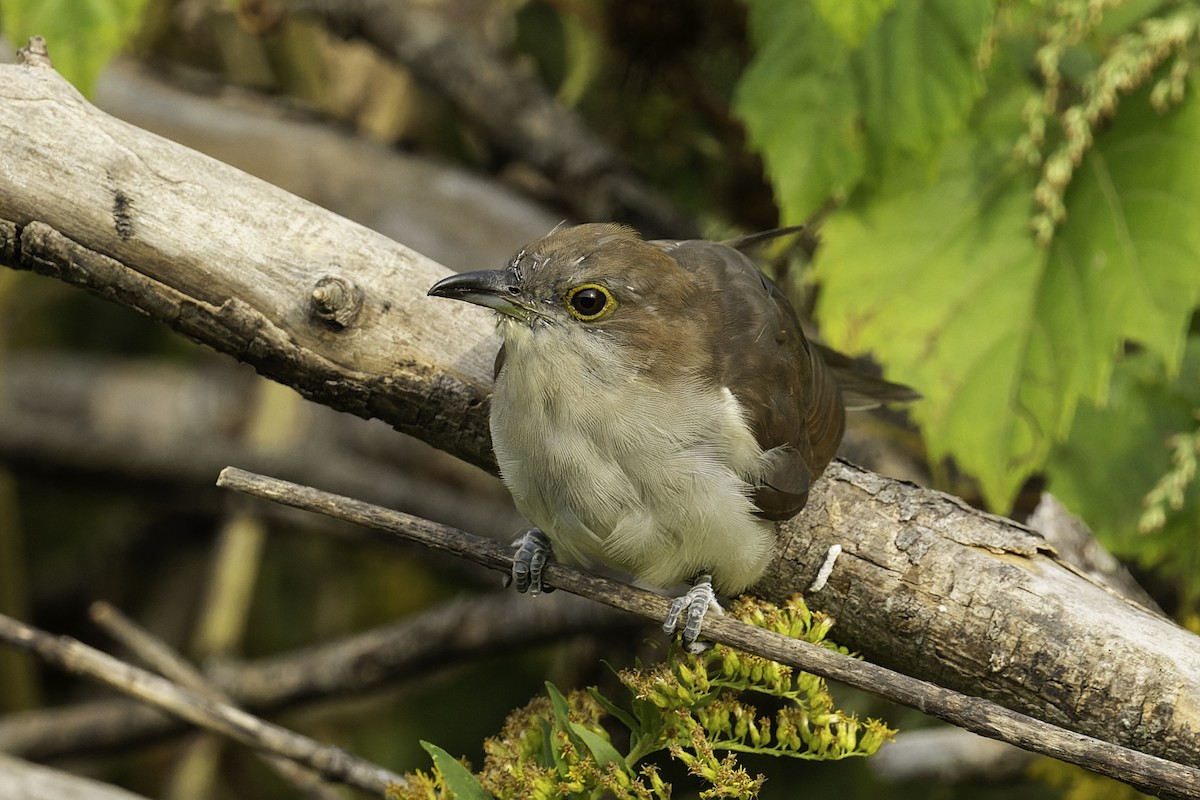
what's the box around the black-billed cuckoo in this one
[429,223,915,651]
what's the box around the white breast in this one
[489,324,777,594]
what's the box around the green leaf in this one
[540,718,562,772]
[544,681,587,772]
[736,0,990,222]
[816,69,1200,510]
[815,123,1045,508]
[1048,84,1200,396]
[854,0,991,170]
[569,723,632,773]
[1015,79,1200,497]
[588,685,639,734]
[736,0,864,221]
[813,0,896,47]
[419,741,494,800]
[1047,337,1200,604]
[1,0,152,96]
[544,681,576,734]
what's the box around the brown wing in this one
[655,238,845,520]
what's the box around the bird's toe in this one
[510,528,554,595]
[664,574,723,653]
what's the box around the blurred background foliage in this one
[0,0,1198,798]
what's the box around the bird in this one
[428,223,916,651]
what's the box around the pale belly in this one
[490,353,777,594]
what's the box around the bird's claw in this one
[506,528,554,595]
[663,575,722,653]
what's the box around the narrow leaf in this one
[544,681,588,767]
[588,685,639,734]
[419,742,493,800]
[570,723,632,773]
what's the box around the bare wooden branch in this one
[0,61,496,472]
[0,612,406,796]
[1028,492,1161,611]
[0,752,152,800]
[756,464,1200,769]
[214,466,1200,798]
[90,602,214,694]
[90,602,344,800]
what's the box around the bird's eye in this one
[565,284,617,321]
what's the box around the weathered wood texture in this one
[759,464,1200,768]
[0,57,499,473]
[2,57,1199,772]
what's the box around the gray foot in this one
[663,574,723,653]
[507,528,554,595]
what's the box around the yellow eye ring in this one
[565,283,617,321]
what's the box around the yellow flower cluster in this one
[391,594,895,800]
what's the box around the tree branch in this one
[0,354,521,540]
[0,592,635,758]
[89,602,344,800]
[0,57,495,472]
[869,728,1035,784]
[0,612,405,796]
[214,466,1200,798]
[0,753,152,800]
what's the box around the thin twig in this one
[211,592,636,708]
[215,466,1200,799]
[90,602,345,800]
[0,612,406,797]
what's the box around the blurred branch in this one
[212,466,1200,799]
[870,728,1035,784]
[186,379,307,800]
[90,602,343,800]
[282,0,697,238]
[0,613,406,796]
[0,752,152,800]
[0,591,635,758]
[0,470,40,713]
[211,590,636,707]
[0,354,520,539]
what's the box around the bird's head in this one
[429,223,697,334]
[429,224,700,371]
